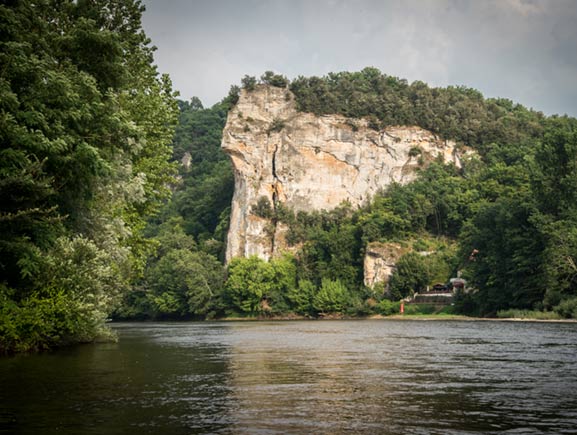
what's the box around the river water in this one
[1,320,577,434]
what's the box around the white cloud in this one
[500,0,546,17]
[142,0,577,115]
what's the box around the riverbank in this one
[384,314,577,323]
[216,313,577,323]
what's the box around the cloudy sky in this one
[141,0,577,116]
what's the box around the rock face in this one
[363,242,408,289]
[222,85,464,263]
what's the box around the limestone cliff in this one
[222,85,464,263]
[363,242,409,289]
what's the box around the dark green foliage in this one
[172,99,226,163]
[114,218,225,320]
[252,196,274,219]
[290,67,545,154]
[313,279,350,314]
[225,85,240,107]
[388,253,433,299]
[223,255,296,315]
[408,146,422,157]
[459,196,546,315]
[555,297,577,319]
[267,117,286,134]
[161,99,234,251]
[355,162,479,243]
[0,0,178,353]
[260,71,289,88]
[0,284,101,354]
[115,93,236,320]
[388,250,455,300]
[454,118,577,316]
[239,71,289,93]
[241,75,257,91]
[287,280,316,315]
[145,249,224,318]
[286,205,364,290]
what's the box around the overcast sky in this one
[141,0,577,117]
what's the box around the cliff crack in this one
[270,142,281,256]
[319,149,361,172]
[272,143,279,184]
[371,135,398,161]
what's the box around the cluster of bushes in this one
[241,71,289,91]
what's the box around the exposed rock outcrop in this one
[222,85,465,263]
[363,242,408,289]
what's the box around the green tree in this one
[115,217,225,319]
[388,253,430,299]
[260,71,289,88]
[287,280,316,315]
[290,67,545,151]
[158,99,233,259]
[241,75,257,91]
[0,0,177,353]
[224,256,276,314]
[459,195,546,315]
[268,254,297,313]
[222,255,299,315]
[313,279,350,314]
[145,249,224,318]
[388,249,454,300]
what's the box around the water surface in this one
[1,320,576,434]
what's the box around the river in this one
[1,320,576,434]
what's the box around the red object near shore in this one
[400,302,404,314]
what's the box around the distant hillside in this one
[118,69,577,321]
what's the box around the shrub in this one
[409,146,422,157]
[223,255,297,315]
[0,284,114,354]
[224,256,275,314]
[260,71,289,88]
[251,196,274,219]
[554,297,577,319]
[287,279,316,315]
[377,299,401,316]
[268,117,286,134]
[313,279,350,314]
[241,75,257,91]
[403,304,437,315]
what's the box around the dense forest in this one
[113,69,577,323]
[2,3,577,354]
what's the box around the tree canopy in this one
[0,0,178,353]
